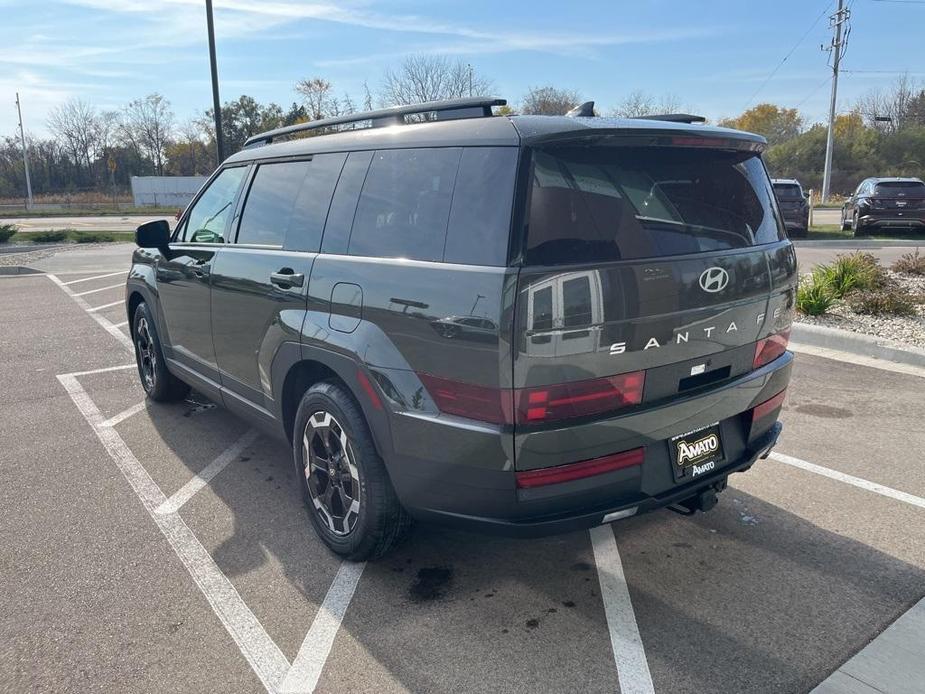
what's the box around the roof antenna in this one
[566,101,595,118]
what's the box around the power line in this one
[743,1,834,110]
[795,75,833,110]
[869,0,925,5]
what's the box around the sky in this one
[2,0,924,138]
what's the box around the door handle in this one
[270,269,304,288]
[192,265,210,278]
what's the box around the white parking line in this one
[73,282,125,297]
[590,524,655,694]
[47,274,132,351]
[60,363,136,378]
[101,401,147,428]
[58,373,291,693]
[157,429,259,515]
[769,451,925,510]
[280,561,366,694]
[113,320,129,329]
[62,270,127,285]
[88,299,125,312]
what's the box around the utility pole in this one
[821,0,850,203]
[205,0,225,163]
[15,92,34,210]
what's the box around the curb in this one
[791,322,925,368]
[0,266,42,276]
[793,239,925,248]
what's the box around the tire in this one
[293,380,411,561]
[132,302,190,402]
[852,211,867,237]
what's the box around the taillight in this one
[752,389,787,423]
[418,370,645,426]
[515,447,645,489]
[754,328,790,369]
[417,374,510,425]
[513,371,645,425]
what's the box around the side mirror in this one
[136,219,170,249]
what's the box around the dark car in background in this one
[126,97,796,560]
[771,178,809,237]
[841,177,925,236]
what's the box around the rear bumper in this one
[384,353,792,537]
[859,213,925,229]
[411,422,782,537]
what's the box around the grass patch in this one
[30,229,70,243]
[892,250,925,276]
[73,231,115,243]
[796,277,836,316]
[0,223,17,243]
[0,206,177,218]
[804,224,924,241]
[812,252,888,299]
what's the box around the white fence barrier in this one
[131,176,207,208]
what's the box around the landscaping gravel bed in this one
[796,270,925,349]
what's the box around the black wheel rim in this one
[302,411,360,536]
[136,317,156,391]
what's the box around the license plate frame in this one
[669,422,725,482]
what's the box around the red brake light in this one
[752,389,787,422]
[515,447,645,489]
[754,328,790,369]
[418,370,645,426]
[513,371,645,425]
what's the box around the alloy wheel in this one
[302,411,361,536]
[136,317,156,391]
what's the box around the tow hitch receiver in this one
[669,478,726,516]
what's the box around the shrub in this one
[74,231,114,243]
[30,229,70,243]
[848,287,917,317]
[0,223,17,243]
[891,250,925,276]
[796,277,836,316]
[812,252,887,299]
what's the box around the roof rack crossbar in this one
[244,96,507,148]
[631,113,706,124]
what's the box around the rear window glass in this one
[237,154,346,249]
[874,181,925,196]
[348,148,462,262]
[525,146,785,265]
[773,184,803,200]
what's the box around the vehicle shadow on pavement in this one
[141,395,925,694]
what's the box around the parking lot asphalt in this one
[1,249,923,694]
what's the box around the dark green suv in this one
[127,97,796,560]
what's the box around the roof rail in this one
[243,96,507,148]
[632,113,706,124]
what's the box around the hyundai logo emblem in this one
[699,267,729,293]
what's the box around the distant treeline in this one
[1,58,922,200]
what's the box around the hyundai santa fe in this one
[127,97,796,560]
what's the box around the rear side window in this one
[525,146,785,265]
[444,147,518,266]
[348,148,462,262]
[874,181,925,197]
[237,154,347,249]
[322,151,374,255]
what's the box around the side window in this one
[183,166,248,244]
[322,151,373,255]
[348,148,462,262]
[235,153,347,250]
[444,147,518,266]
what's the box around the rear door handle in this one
[270,269,304,288]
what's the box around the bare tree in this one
[362,81,374,111]
[295,77,334,120]
[520,86,581,115]
[857,74,922,133]
[612,90,656,118]
[47,99,103,174]
[380,55,493,106]
[120,94,174,175]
